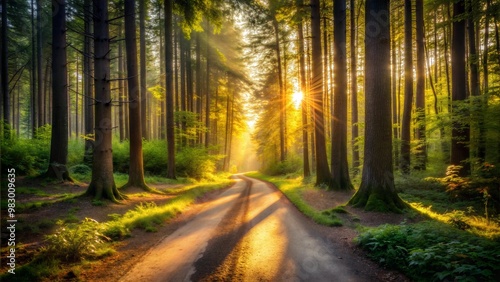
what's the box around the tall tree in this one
[349,0,406,212]
[83,0,94,165]
[400,0,413,174]
[273,17,286,162]
[415,0,426,170]
[86,0,124,201]
[139,0,148,140]
[331,0,352,190]
[1,0,8,127]
[350,0,359,174]
[310,0,332,187]
[123,0,151,191]
[297,0,310,177]
[165,0,176,179]
[450,0,470,176]
[36,0,43,128]
[46,0,71,181]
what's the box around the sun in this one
[291,90,303,109]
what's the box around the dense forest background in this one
[1,0,500,202]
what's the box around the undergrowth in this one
[245,172,342,226]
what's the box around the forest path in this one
[121,175,375,282]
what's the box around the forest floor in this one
[0,175,412,281]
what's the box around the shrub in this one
[356,222,500,281]
[143,140,168,175]
[69,164,91,175]
[263,154,302,176]
[42,218,110,262]
[112,139,130,173]
[176,147,220,180]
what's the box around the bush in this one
[42,218,110,262]
[263,154,302,176]
[112,139,130,173]
[69,164,91,175]
[143,140,168,175]
[356,221,500,281]
[176,147,220,180]
[1,136,50,175]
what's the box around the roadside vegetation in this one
[248,166,500,282]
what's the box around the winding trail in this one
[121,175,374,282]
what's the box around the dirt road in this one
[121,175,376,282]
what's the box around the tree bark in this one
[297,0,310,178]
[450,0,470,176]
[37,0,44,128]
[123,0,151,190]
[205,22,211,148]
[1,0,8,128]
[86,0,123,201]
[46,0,72,181]
[165,0,176,179]
[415,0,426,170]
[139,0,148,140]
[310,0,332,187]
[349,0,406,212]
[400,0,413,174]
[351,0,360,174]
[83,0,94,165]
[273,17,286,163]
[331,0,352,190]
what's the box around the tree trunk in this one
[400,0,413,174]
[415,0,426,170]
[273,17,286,163]
[37,0,44,128]
[123,0,151,190]
[159,9,166,140]
[31,0,37,136]
[349,0,406,212]
[450,0,470,176]
[165,0,176,179]
[1,0,8,128]
[86,0,123,201]
[467,0,483,163]
[391,2,399,170]
[139,0,148,140]
[331,0,352,191]
[196,32,202,144]
[118,26,125,142]
[351,0,360,174]
[205,22,211,148]
[479,0,490,162]
[297,0,310,178]
[310,0,332,187]
[83,0,94,165]
[46,0,71,181]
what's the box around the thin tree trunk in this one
[273,18,286,162]
[118,26,125,142]
[31,0,37,136]
[1,0,8,127]
[415,0,426,170]
[297,0,310,177]
[205,22,211,148]
[400,0,413,174]
[139,0,148,140]
[83,0,93,165]
[165,0,176,179]
[37,0,44,128]
[351,0,360,174]
[196,32,202,144]
[391,3,399,170]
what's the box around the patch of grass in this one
[245,172,342,226]
[16,187,50,197]
[0,257,60,281]
[105,177,233,238]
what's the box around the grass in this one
[245,172,343,226]
[0,173,234,280]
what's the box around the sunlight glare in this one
[292,90,303,110]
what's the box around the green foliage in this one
[263,154,302,176]
[1,135,49,175]
[143,140,168,175]
[42,218,111,262]
[176,147,221,180]
[69,164,91,175]
[112,139,130,173]
[356,222,500,281]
